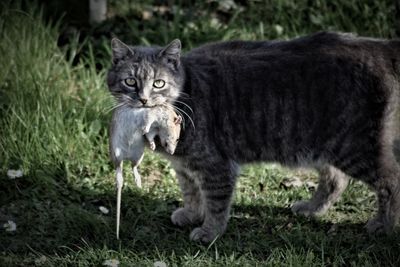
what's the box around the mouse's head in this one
[160,113,182,155]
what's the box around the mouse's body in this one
[109,104,181,239]
[110,106,147,187]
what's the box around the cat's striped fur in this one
[108,32,400,243]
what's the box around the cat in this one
[109,104,182,239]
[107,32,400,243]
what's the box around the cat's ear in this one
[111,38,134,64]
[159,39,181,69]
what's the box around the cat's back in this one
[185,31,395,62]
[181,31,399,100]
[177,32,400,163]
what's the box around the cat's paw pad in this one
[189,227,218,244]
[365,217,385,234]
[291,201,326,217]
[171,208,200,227]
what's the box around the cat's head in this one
[107,38,184,108]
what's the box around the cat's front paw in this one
[171,207,201,227]
[291,200,327,217]
[189,227,219,244]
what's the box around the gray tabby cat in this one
[107,32,400,243]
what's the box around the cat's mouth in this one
[126,100,154,108]
[121,98,165,109]
[138,101,166,108]
[140,103,156,108]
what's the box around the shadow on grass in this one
[1,165,400,265]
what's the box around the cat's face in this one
[107,39,184,108]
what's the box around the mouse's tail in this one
[116,162,123,240]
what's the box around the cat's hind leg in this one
[336,148,400,233]
[292,165,349,217]
[363,157,400,234]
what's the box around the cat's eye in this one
[153,79,165,89]
[124,78,136,87]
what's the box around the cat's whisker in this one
[176,95,191,100]
[164,103,186,128]
[177,91,191,97]
[172,99,194,114]
[110,102,126,112]
[105,102,122,113]
[105,98,132,113]
[174,91,191,100]
[175,110,186,129]
[172,104,195,130]
[166,96,193,112]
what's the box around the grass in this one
[1,0,400,266]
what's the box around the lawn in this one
[1,0,400,266]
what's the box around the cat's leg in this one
[336,148,400,233]
[171,168,204,227]
[292,165,349,216]
[189,160,239,243]
[170,159,204,226]
[363,158,400,233]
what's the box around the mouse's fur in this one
[109,104,181,185]
[109,104,181,239]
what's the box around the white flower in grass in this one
[3,220,16,232]
[99,206,109,214]
[7,169,23,179]
[154,261,167,267]
[103,259,119,267]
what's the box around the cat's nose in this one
[139,98,148,105]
